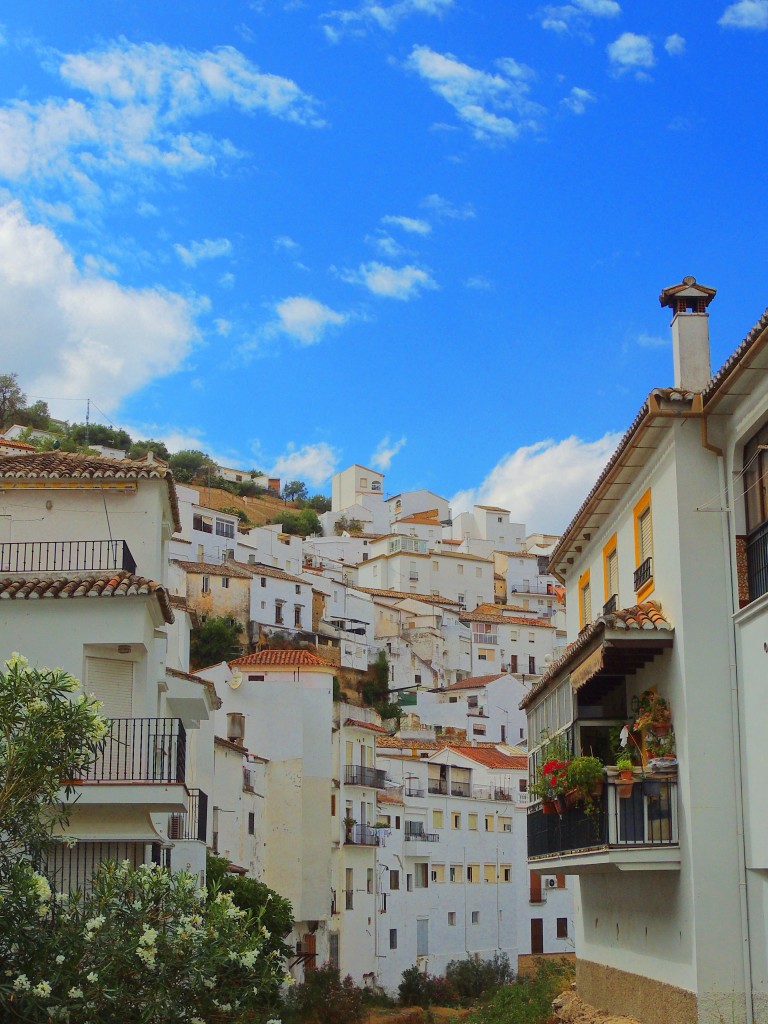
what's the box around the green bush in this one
[465,958,574,1024]
[445,952,512,1001]
[398,966,459,1008]
[282,963,365,1024]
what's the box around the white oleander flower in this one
[33,980,52,999]
[13,974,30,991]
[68,987,83,999]
[85,915,105,932]
[86,972,98,983]
[55,955,65,965]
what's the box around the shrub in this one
[445,952,512,1001]
[398,966,459,1008]
[465,957,574,1024]
[283,963,365,1024]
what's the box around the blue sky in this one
[0,0,766,530]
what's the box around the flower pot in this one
[564,789,581,810]
[617,781,635,799]
[590,779,604,798]
[542,800,557,815]
[651,722,671,736]
[643,778,661,797]
[555,795,569,814]
[618,769,633,782]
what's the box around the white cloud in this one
[324,0,454,38]
[0,200,196,414]
[0,42,322,201]
[719,0,768,28]
[342,261,437,300]
[381,214,431,234]
[636,332,668,348]
[366,231,407,258]
[175,237,232,267]
[273,295,348,344]
[561,86,596,114]
[274,235,301,252]
[405,46,543,142]
[420,193,475,220]
[270,442,339,486]
[463,275,492,290]
[607,32,655,74]
[371,435,407,471]
[664,33,686,55]
[537,0,620,33]
[451,433,622,534]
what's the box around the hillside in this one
[188,483,299,528]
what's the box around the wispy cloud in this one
[371,434,407,471]
[405,46,543,142]
[323,0,454,41]
[664,34,686,55]
[463,275,492,290]
[366,231,408,258]
[0,41,323,203]
[607,32,655,76]
[0,200,196,414]
[381,214,431,234]
[274,235,301,252]
[273,295,348,344]
[451,433,622,533]
[269,441,339,486]
[341,261,437,299]
[561,86,596,114]
[636,332,668,348]
[420,193,475,220]
[175,237,232,267]
[537,0,620,34]
[719,0,768,28]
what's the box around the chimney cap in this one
[659,276,717,310]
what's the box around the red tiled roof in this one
[231,561,307,585]
[520,600,672,709]
[444,673,505,691]
[173,559,253,579]
[0,437,36,452]
[437,745,527,770]
[230,649,334,668]
[0,452,181,532]
[344,718,388,733]
[460,604,553,628]
[0,571,174,623]
[166,666,222,708]
[356,586,461,607]
[377,792,405,805]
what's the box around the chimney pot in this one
[659,277,717,391]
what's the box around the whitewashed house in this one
[417,672,530,746]
[459,604,557,679]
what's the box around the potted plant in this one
[531,730,571,813]
[615,753,634,798]
[633,690,672,736]
[565,755,604,821]
[343,816,356,841]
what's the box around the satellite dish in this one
[229,670,243,689]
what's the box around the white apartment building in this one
[417,673,530,747]
[387,489,451,525]
[459,604,557,679]
[451,506,526,556]
[304,573,374,671]
[522,278,768,1024]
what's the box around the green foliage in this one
[398,966,459,1008]
[69,423,132,451]
[11,399,51,430]
[300,494,331,513]
[445,953,512,1002]
[283,963,365,1024]
[1,860,288,1023]
[168,448,216,483]
[332,676,342,701]
[127,438,171,461]
[219,505,252,526]
[333,514,364,535]
[270,508,321,537]
[206,854,294,960]
[465,958,574,1024]
[190,616,243,669]
[0,372,25,427]
[282,480,309,502]
[21,427,83,453]
[564,756,604,797]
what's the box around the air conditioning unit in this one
[546,877,558,888]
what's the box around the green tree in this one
[70,423,133,451]
[282,480,309,502]
[127,438,172,461]
[301,494,332,513]
[168,449,216,483]
[206,854,294,959]
[270,508,321,537]
[219,505,252,526]
[190,616,243,669]
[12,399,50,430]
[0,373,24,428]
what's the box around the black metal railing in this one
[0,539,137,575]
[633,556,653,592]
[346,823,380,846]
[428,779,448,795]
[450,780,471,798]
[527,777,678,859]
[168,788,208,843]
[43,840,146,896]
[603,593,618,615]
[76,718,186,784]
[472,785,515,802]
[404,786,424,797]
[344,764,388,789]
[404,831,439,843]
[747,521,768,602]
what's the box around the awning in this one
[570,646,604,692]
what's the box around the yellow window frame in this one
[578,568,591,630]
[633,489,654,600]
[602,533,617,603]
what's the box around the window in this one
[390,870,400,891]
[466,864,480,883]
[499,816,512,832]
[193,513,213,533]
[501,864,512,882]
[448,912,456,926]
[201,576,210,593]
[329,933,339,969]
[216,519,235,539]
[578,569,591,629]
[294,606,302,628]
[528,656,536,674]
[475,566,482,578]
[360,477,367,488]
[331,794,336,816]
[372,480,381,491]
[345,868,353,910]
[415,863,429,888]
[433,809,443,829]
[603,534,618,607]
[367,868,373,894]
[557,918,569,939]
[449,864,461,882]
[452,813,461,830]
[484,815,494,831]
[432,560,439,571]
[389,929,397,950]
[406,874,413,892]
[260,577,267,588]
[432,864,445,883]
[483,864,495,883]
[295,584,301,594]
[473,724,486,736]
[633,489,654,596]
[528,630,535,643]
[471,911,480,924]
[478,648,495,662]
[248,812,255,835]
[509,654,518,673]
[275,601,284,625]
[395,816,401,829]
[221,576,229,589]
[468,813,478,830]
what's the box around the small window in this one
[295,584,301,594]
[450,864,461,883]
[501,865,511,882]
[432,864,445,883]
[406,874,413,892]
[528,656,536,674]
[471,911,480,924]
[468,813,478,830]
[260,577,267,588]
[221,576,229,589]
[466,864,480,883]
[390,870,400,891]
[433,809,443,829]
[557,918,569,939]
[484,815,494,831]
[448,911,456,926]
[201,576,210,593]
[248,812,255,835]
[389,929,397,950]
[452,813,461,830]
[367,868,374,894]
[275,601,284,625]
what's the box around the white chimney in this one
[659,276,716,391]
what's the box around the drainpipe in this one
[707,431,755,1024]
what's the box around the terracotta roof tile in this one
[173,559,253,579]
[344,718,388,733]
[166,666,222,708]
[356,586,461,607]
[435,745,527,770]
[231,561,307,585]
[0,452,181,532]
[460,604,553,628]
[704,306,768,403]
[230,649,334,668]
[0,437,36,452]
[444,673,505,691]
[0,570,174,623]
[520,600,672,709]
[377,792,405,805]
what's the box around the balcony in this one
[472,631,497,645]
[747,521,768,601]
[404,785,425,798]
[43,840,147,896]
[527,777,680,873]
[168,788,208,843]
[345,823,381,846]
[603,593,618,616]
[450,780,471,798]
[344,765,388,789]
[633,556,653,593]
[404,830,439,843]
[428,779,448,795]
[0,539,137,575]
[472,784,518,802]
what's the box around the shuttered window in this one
[606,548,618,598]
[639,507,653,563]
[85,658,133,717]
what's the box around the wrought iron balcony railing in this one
[603,593,618,616]
[633,556,653,593]
[450,780,471,798]
[74,718,186,785]
[404,831,439,842]
[0,539,137,575]
[344,764,388,789]
[43,840,147,896]
[168,788,208,843]
[747,521,768,602]
[427,779,448,795]
[345,823,381,846]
